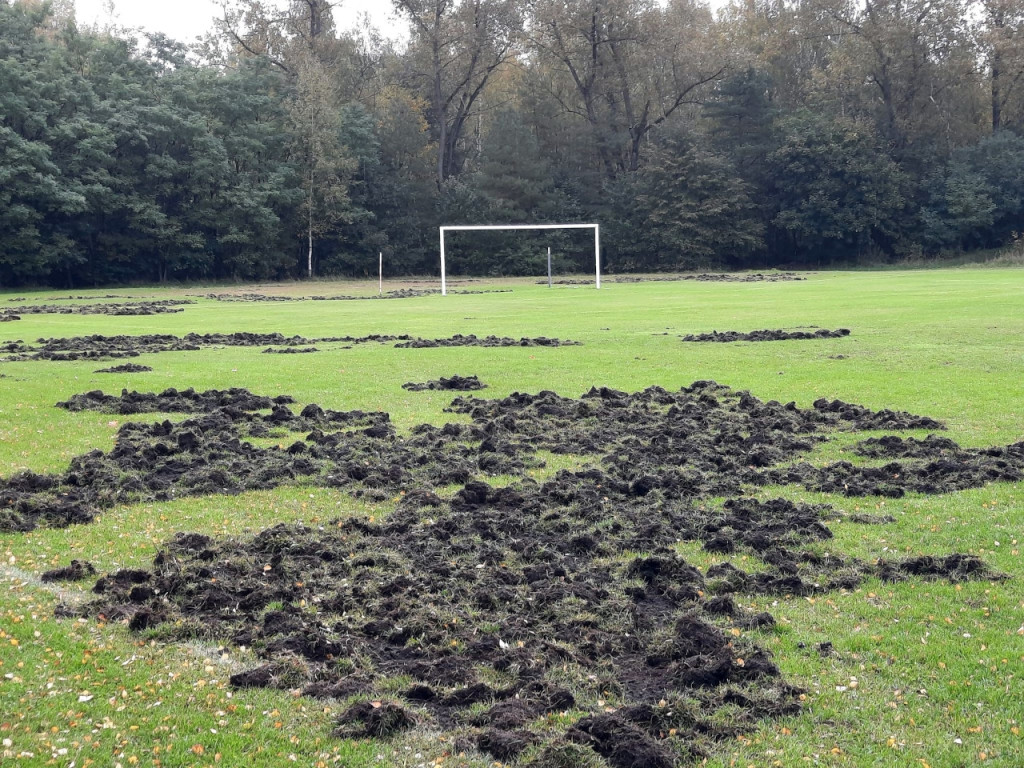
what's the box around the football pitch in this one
[1,269,1021,766]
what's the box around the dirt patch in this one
[853,434,961,458]
[200,288,510,302]
[13,381,1013,763]
[0,315,20,322]
[335,701,416,738]
[40,559,97,582]
[402,375,486,392]
[0,300,192,317]
[1,331,576,362]
[878,553,1003,582]
[395,334,580,348]
[682,328,850,342]
[56,387,291,414]
[94,364,153,373]
[0,332,408,362]
[262,346,320,354]
[543,273,806,285]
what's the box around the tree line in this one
[2,0,1023,287]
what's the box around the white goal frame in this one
[438,223,600,295]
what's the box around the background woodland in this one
[2,0,1023,286]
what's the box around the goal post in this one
[438,223,600,295]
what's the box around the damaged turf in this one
[1,332,580,362]
[5,382,1014,764]
[402,375,486,391]
[681,329,851,342]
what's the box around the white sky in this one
[73,0,405,43]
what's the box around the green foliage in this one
[922,131,1024,251]
[638,132,762,269]
[766,112,907,264]
[1,0,1023,285]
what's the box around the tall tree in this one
[394,0,522,186]
[288,47,356,277]
[980,0,1024,132]
[528,0,726,177]
[766,111,907,264]
[829,0,977,156]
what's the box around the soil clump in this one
[262,346,320,354]
[0,332,406,362]
[40,559,97,582]
[8,381,1013,763]
[200,288,509,302]
[402,375,486,391]
[94,364,153,373]
[682,328,851,342]
[396,334,579,348]
[0,300,192,317]
[545,273,805,285]
[1,331,577,362]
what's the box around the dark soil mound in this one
[2,330,572,362]
[94,364,153,373]
[395,334,580,348]
[0,315,20,322]
[56,387,291,414]
[544,273,805,285]
[810,398,945,430]
[0,300,192,317]
[262,346,320,354]
[682,328,850,342]
[202,288,508,302]
[335,701,416,738]
[878,553,1004,582]
[1,332,411,362]
[402,375,486,392]
[853,434,961,458]
[40,559,97,582]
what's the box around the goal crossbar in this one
[439,223,600,295]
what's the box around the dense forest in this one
[1,0,1023,286]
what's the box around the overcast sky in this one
[73,0,405,43]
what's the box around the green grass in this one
[1,269,1023,766]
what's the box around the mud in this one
[0,315,19,322]
[200,288,510,302]
[543,273,805,285]
[56,387,292,414]
[0,332,404,362]
[40,559,97,582]
[402,375,486,392]
[0,300,192,317]
[262,346,320,354]
[853,434,961,458]
[682,328,851,342]
[9,381,1013,763]
[395,334,580,348]
[94,364,153,373]
[1,332,576,362]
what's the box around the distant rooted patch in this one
[199,288,510,302]
[94,363,153,373]
[1,331,579,362]
[261,346,320,354]
[40,559,97,582]
[395,334,579,348]
[682,328,851,342]
[0,300,192,317]
[543,273,805,285]
[402,375,486,392]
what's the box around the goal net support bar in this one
[439,223,600,295]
